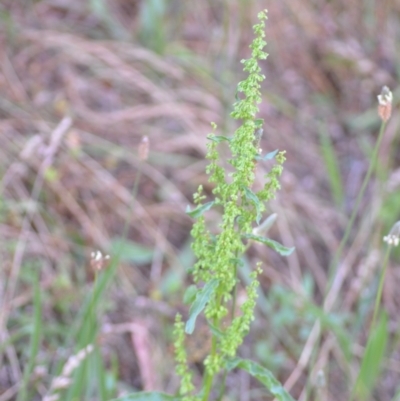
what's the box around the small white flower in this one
[377,86,393,106]
[90,250,110,270]
[383,221,400,247]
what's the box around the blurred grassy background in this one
[1,0,400,400]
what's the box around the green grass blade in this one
[354,313,388,400]
[95,346,108,401]
[64,270,111,400]
[318,124,344,207]
[17,275,41,401]
[89,0,129,39]
[138,0,167,53]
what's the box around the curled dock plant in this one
[113,9,294,401]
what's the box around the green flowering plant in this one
[112,9,294,401]
[174,9,294,401]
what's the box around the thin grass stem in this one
[326,121,387,297]
[371,246,391,328]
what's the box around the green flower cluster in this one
[173,315,195,397]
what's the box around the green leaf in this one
[160,269,183,296]
[318,125,344,207]
[186,201,215,218]
[208,321,224,338]
[185,278,220,334]
[110,392,181,401]
[110,238,153,264]
[226,358,296,401]
[254,118,264,128]
[243,234,295,256]
[183,285,198,305]
[235,88,240,101]
[208,135,231,143]
[255,149,279,161]
[230,257,244,268]
[138,0,167,52]
[243,187,262,224]
[354,314,388,400]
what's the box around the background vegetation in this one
[1,0,400,400]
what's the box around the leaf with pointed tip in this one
[255,149,279,161]
[354,314,388,400]
[226,358,296,401]
[208,135,231,143]
[208,322,224,338]
[243,187,262,224]
[186,201,215,218]
[254,119,264,128]
[235,88,240,101]
[230,257,244,268]
[183,285,198,305]
[185,278,219,334]
[243,233,295,256]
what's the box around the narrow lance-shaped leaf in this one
[255,149,279,161]
[208,322,224,339]
[243,187,262,224]
[235,87,240,101]
[254,119,264,128]
[208,135,231,143]
[185,278,220,334]
[226,358,296,401]
[354,313,388,400]
[183,285,198,305]
[186,201,215,219]
[243,233,295,256]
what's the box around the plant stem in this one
[231,259,239,320]
[326,121,387,293]
[217,260,239,401]
[121,165,143,242]
[217,371,228,401]
[91,163,144,331]
[202,333,217,401]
